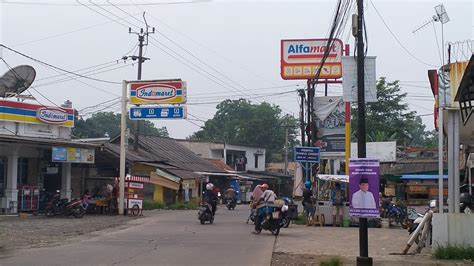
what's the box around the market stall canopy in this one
[318,174,349,183]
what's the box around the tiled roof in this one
[206,159,234,171]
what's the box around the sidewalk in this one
[272,225,471,266]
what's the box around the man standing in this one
[351,177,376,209]
[331,183,345,226]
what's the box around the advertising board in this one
[281,39,343,80]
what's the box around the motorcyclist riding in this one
[203,183,218,216]
[225,186,237,204]
[252,183,276,234]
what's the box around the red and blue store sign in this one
[0,100,74,127]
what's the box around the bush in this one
[320,256,343,266]
[433,245,474,261]
[143,201,165,210]
[293,213,306,225]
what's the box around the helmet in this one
[261,183,269,189]
[304,181,312,189]
[206,183,214,190]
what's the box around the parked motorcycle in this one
[225,198,236,210]
[460,193,473,214]
[385,201,407,227]
[254,203,285,236]
[198,202,214,224]
[281,197,295,228]
[408,200,436,245]
[45,191,85,218]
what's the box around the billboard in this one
[349,158,380,218]
[52,147,95,164]
[281,39,343,80]
[342,56,377,102]
[314,96,345,156]
[350,141,396,162]
[129,80,187,105]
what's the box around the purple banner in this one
[349,158,380,218]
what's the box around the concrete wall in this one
[178,141,224,159]
[432,213,474,247]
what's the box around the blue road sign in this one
[294,146,320,163]
[129,106,187,120]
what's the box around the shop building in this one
[0,100,97,214]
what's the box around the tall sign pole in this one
[356,0,371,265]
[119,81,128,215]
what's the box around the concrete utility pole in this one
[284,116,289,175]
[128,21,155,152]
[355,0,371,265]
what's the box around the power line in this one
[369,0,437,67]
[0,44,121,84]
[3,0,208,6]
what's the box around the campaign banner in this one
[349,158,380,218]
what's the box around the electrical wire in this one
[3,0,208,6]
[0,44,121,84]
[369,0,437,67]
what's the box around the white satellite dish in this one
[0,65,36,98]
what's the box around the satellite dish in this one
[0,65,36,98]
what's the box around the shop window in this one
[17,158,28,186]
[0,157,6,196]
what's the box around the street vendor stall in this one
[124,174,149,216]
[315,174,350,226]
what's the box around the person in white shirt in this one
[351,177,376,209]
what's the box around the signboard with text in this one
[129,80,187,105]
[294,146,320,163]
[129,106,187,120]
[349,158,380,218]
[281,39,343,80]
[52,147,95,164]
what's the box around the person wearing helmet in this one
[252,183,277,234]
[203,183,218,216]
[302,180,315,226]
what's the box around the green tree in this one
[351,77,427,147]
[189,99,299,162]
[72,111,168,139]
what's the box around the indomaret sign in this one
[281,39,343,80]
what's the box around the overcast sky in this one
[0,0,472,139]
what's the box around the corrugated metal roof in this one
[137,135,225,173]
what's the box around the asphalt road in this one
[0,206,276,266]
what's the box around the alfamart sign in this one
[0,100,74,127]
[129,80,187,104]
[281,38,343,80]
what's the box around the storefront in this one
[0,100,97,214]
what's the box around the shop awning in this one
[401,174,448,180]
[149,170,180,190]
[125,174,150,183]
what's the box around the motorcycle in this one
[45,191,85,218]
[225,198,236,210]
[281,197,295,228]
[460,193,473,214]
[408,200,436,245]
[385,201,407,227]
[254,203,285,236]
[198,202,214,224]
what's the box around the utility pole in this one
[284,116,289,175]
[128,16,155,152]
[356,0,371,265]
